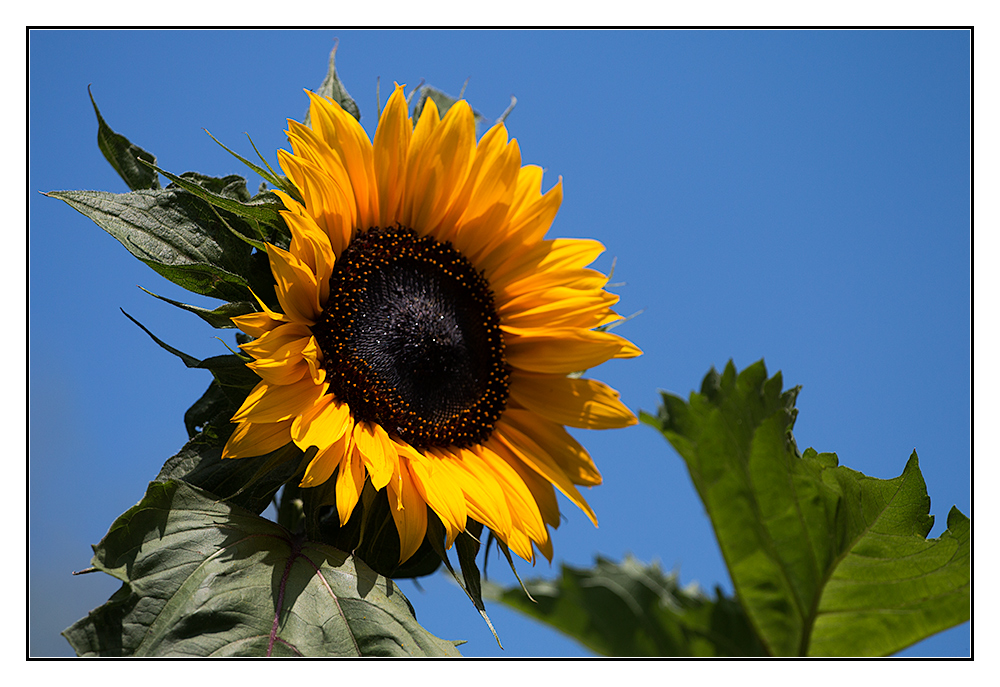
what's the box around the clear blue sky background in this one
[29,29,970,657]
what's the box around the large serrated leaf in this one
[483,555,766,657]
[48,188,256,302]
[641,360,971,656]
[807,459,970,656]
[63,481,461,657]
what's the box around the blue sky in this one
[29,29,970,657]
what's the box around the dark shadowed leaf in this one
[89,86,161,191]
[484,555,766,657]
[63,481,461,656]
[182,380,232,438]
[640,360,970,656]
[155,424,303,517]
[424,518,501,646]
[296,480,443,581]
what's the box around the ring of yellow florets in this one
[312,226,510,448]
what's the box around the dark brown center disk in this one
[312,226,509,448]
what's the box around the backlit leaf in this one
[641,360,970,656]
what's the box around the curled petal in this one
[265,243,323,324]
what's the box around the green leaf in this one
[138,286,256,329]
[807,465,971,657]
[307,41,360,124]
[483,555,766,657]
[182,379,232,438]
[120,309,260,414]
[157,167,288,242]
[62,480,461,657]
[48,188,256,302]
[640,360,971,656]
[155,424,303,516]
[204,129,303,204]
[89,86,161,191]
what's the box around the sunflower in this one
[223,85,640,566]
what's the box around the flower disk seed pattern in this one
[313,225,509,449]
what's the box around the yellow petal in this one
[222,419,293,459]
[502,175,563,249]
[300,430,351,488]
[335,435,365,526]
[373,84,412,227]
[492,420,598,527]
[400,97,441,229]
[487,238,605,295]
[432,446,512,541]
[240,322,311,353]
[488,438,561,531]
[409,100,476,235]
[285,214,335,303]
[500,408,603,486]
[247,354,307,386]
[615,338,644,358]
[499,288,620,330]
[506,164,544,222]
[265,242,322,324]
[306,90,378,231]
[502,326,627,374]
[290,393,352,451]
[399,442,468,547]
[386,459,429,564]
[509,372,637,430]
[494,267,610,303]
[277,150,356,255]
[352,421,397,490]
[231,292,289,337]
[443,124,521,249]
[472,444,548,550]
[231,377,327,424]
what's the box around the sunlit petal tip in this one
[613,337,643,358]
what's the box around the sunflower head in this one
[223,84,640,577]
